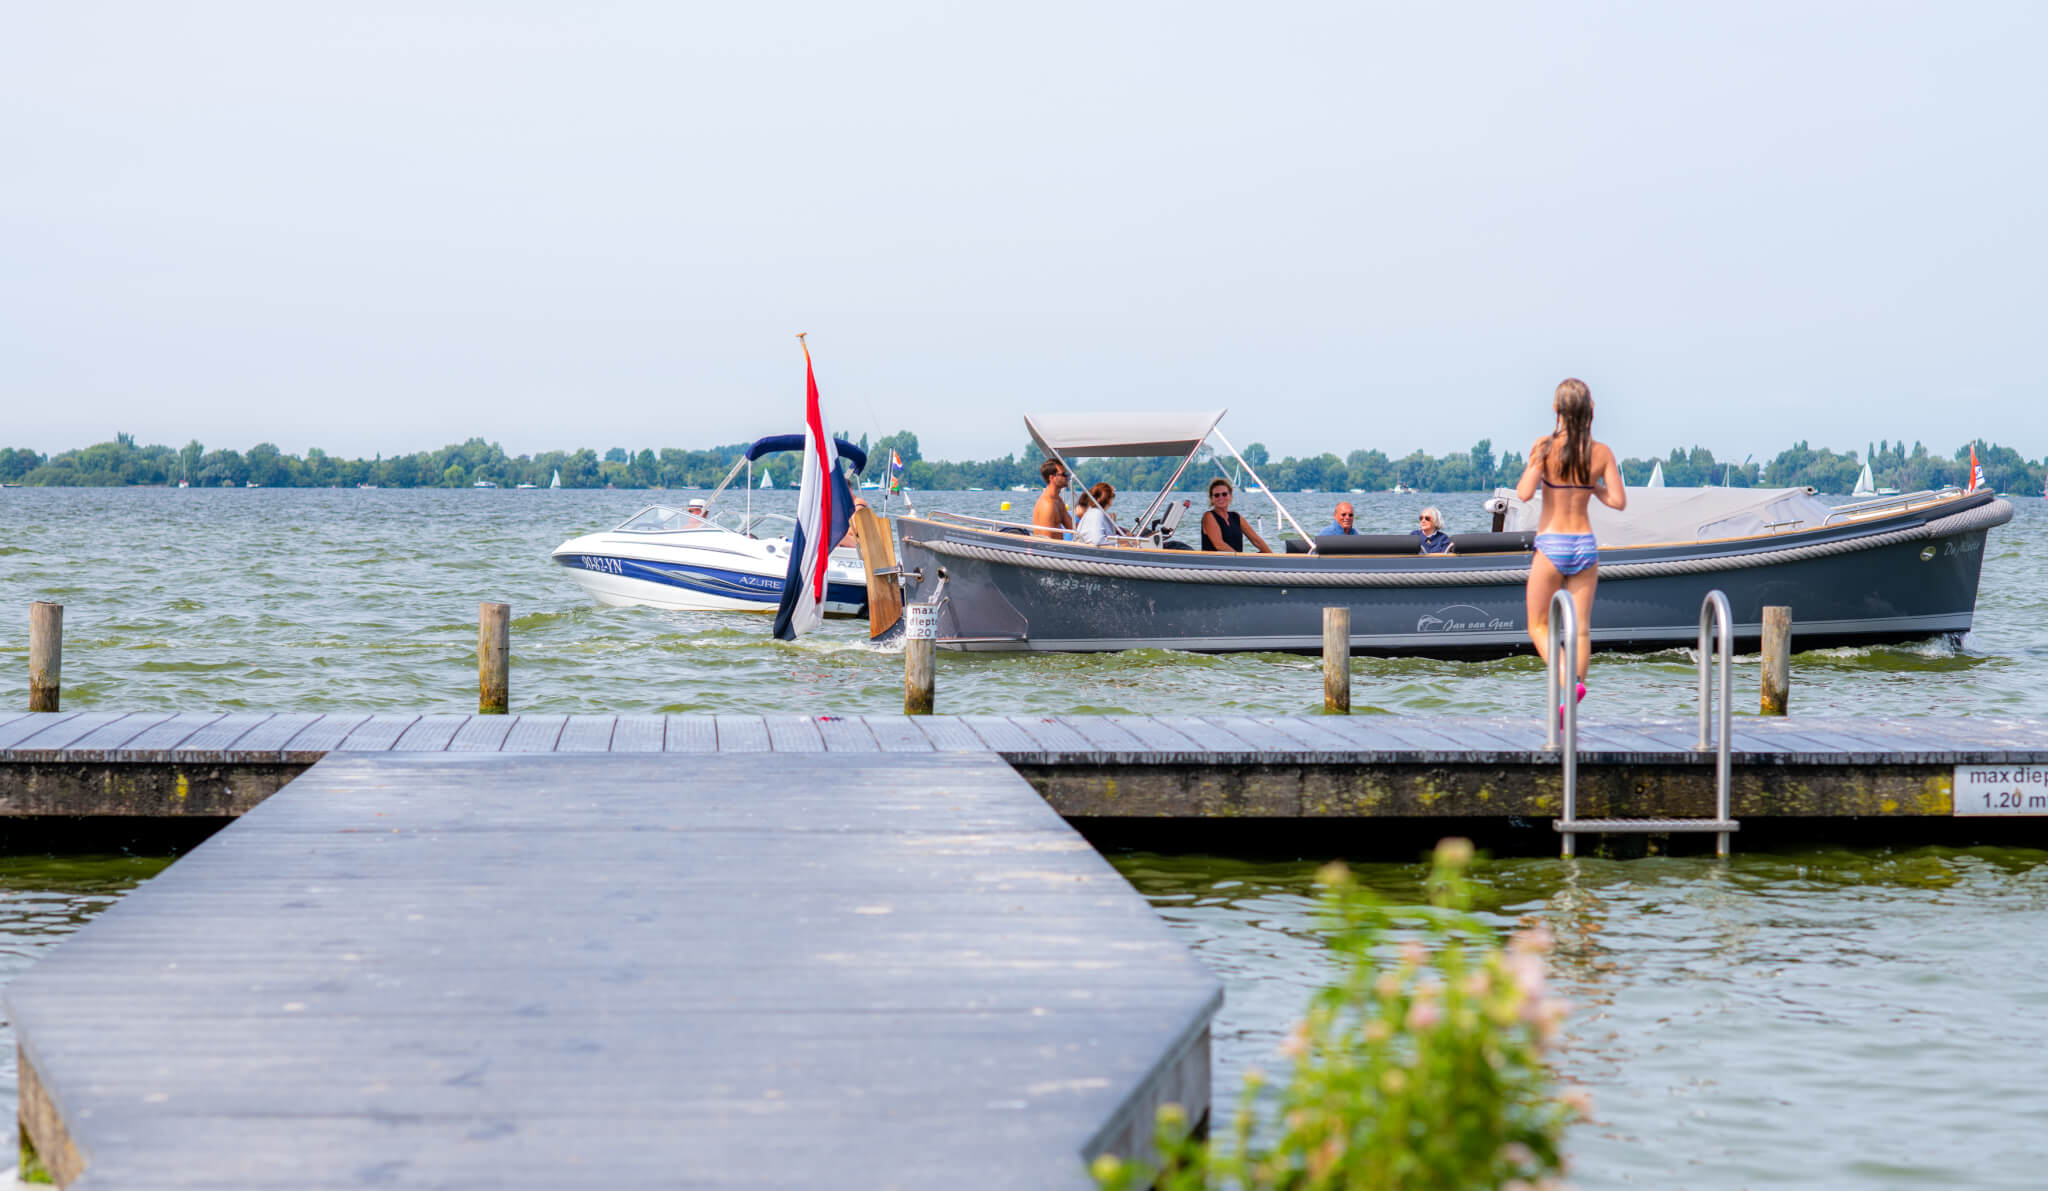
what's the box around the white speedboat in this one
[550,434,870,615]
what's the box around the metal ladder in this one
[1551,589,1741,858]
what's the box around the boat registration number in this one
[1953,765,2048,816]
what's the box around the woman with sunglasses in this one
[1201,479,1273,553]
[1412,507,1454,554]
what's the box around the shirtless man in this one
[1032,459,1074,540]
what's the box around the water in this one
[4,487,2047,1184]
[1115,847,2048,1189]
[1,487,2044,718]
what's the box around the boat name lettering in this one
[579,555,625,575]
[1942,538,1981,557]
[1417,604,1516,634]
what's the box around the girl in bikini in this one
[1515,377,1626,706]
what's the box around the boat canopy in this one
[744,434,868,472]
[1024,411,1226,459]
[1494,485,1835,546]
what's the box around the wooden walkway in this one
[7,752,1220,1188]
[2,708,2045,765]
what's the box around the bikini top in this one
[1541,477,1595,491]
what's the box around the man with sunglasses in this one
[1320,501,1357,536]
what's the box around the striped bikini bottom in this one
[1533,533,1599,577]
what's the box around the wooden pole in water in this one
[1322,606,1350,713]
[478,601,510,714]
[905,635,935,715]
[1760,605,1791,716]
[28,601,61,712]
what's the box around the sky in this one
[3,2,2043,464]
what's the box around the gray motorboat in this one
[895,412,2014,656]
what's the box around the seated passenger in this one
[1201,479,1274,554]
[1033,459,1075,540]
[1412,506,1455,554]
[1321,500,1357,535]
[1076,482,1119,545]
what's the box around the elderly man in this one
[1320,501,1358,536]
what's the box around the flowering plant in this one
[1095,839,1586,1190]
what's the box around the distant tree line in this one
[1,431,2041,494]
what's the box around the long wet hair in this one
[1549,378,1594,485]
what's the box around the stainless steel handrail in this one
[1697,589,1734,858]
[1543,588,1581,857]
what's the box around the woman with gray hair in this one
[1412,507,1454,554]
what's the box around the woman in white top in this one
[1075,482,1119,545]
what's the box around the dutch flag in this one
[772,338,856,640]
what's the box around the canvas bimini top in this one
[1024,411,1227,460]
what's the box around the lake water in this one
[4,486,2046,1185]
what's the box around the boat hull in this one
[552,532,867,616]
[896,494,2010,656]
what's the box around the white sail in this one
[760,468,775,489]
[1647,461,1665,488]
[549,469,561,489]
[1853,462,1876,497]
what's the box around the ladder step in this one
[1555,818,1740,834]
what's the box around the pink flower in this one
[1406,999,1442,1030]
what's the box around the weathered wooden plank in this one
[1257,716,1362,757]
[500,715,567,753]
[0,712,81,752]
[4,752,1219,1189]
[167,712,278,761]
[58,711,177,760]
[1055,716,1148,753]
[1193,715,1298,753]
[1006,716,1093,754]
[663,716,719,753]
[715,716,770,753]
[862,715,936,753]
[448,715,517,753]
[0,710,28,731]
[765,715,825,752]
[554,715,618,753]
[278,713,372,760]
[109,711,226,757]
[1104,716,1207,753]
[815,716,880,752]
[913,716,993,752]
[226,712,326,756]
[610,715,666,752]
[1148,715,1265,755]
[1306,715,1427,754]
[334,714,421,752]
[3,712,128,759]
[392,715,468,752]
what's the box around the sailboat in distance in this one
[1853,461,1876,497]
[550,469,562,489]
[1647,460,1665,488]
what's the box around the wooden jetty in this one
[8,752,1220,1188]
[2,709,2046,829]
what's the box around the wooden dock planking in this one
[6,752,1220,1188]
[4,712,2048,824]
[610,713,666,752]
[663,715,718,753]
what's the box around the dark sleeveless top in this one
[1202,510,1244,552]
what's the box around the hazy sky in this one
[4,2,2042,463]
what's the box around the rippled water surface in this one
[3,488,2046,1184]
[2,487,2044,718]
[1117,846,2048,1189]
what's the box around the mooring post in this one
[478,601,510,714]
[29,601,62,712]
[1322,606,1350,713]
[903,598,938,715]
[1760,605,1791,716]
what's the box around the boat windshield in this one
[613,505,716,533]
